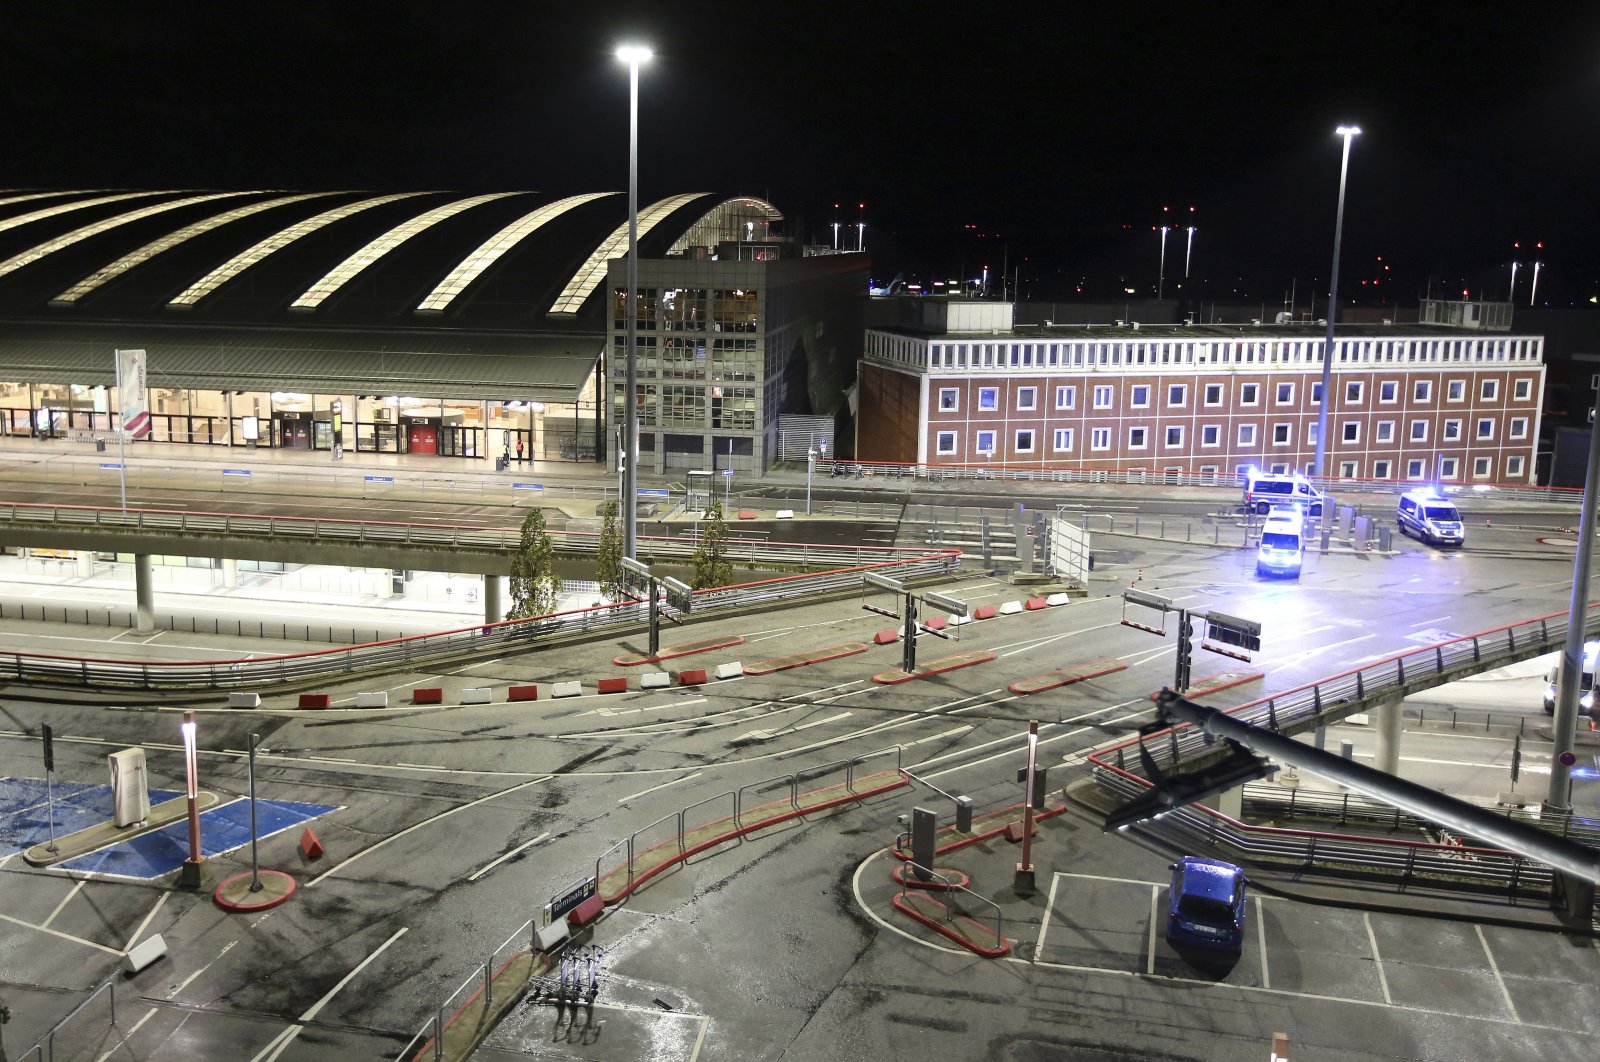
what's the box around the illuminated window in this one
[0,192,250,283]
[978,387,998,411]
[169,193,427,306]
[292,193,518,310]
[975,430,997,454]
[51,193,335,305]
[550,193,708,314]
[416,192,614,313]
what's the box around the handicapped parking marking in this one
[56,797,338,879]
[0,777,182,857]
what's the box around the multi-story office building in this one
[857,301,1544,484]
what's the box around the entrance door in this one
[408,424,439,454]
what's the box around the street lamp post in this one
[1156,226,1169,300]
[617,44,651,563]
[806,442,826,515]
[179,711,205,888]
[1313,124,1360,481]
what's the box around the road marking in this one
[467,831,551,883]
[124,892,169,952]
[909,725,972,746]
[1410,615,1454,628]
[1476,924,1519,1022]
[41,878,85,928]
[1037,871,1062,956]
[1363,912,1393,1005]
[307,778,551,887]
[617,771,704,805]
[96,1007,159,1061]
[251,927,409,1062]
[1146,885,1159,975]
[736,712,852,744]
[1256,897,1271,990]
[0,911,121,955]
[168,940,238,999]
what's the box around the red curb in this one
[738,510,757,519]
[298,693,330,710]
[614,635,746,666]
[890,864,970,890]
[412,687,443,705]
[507,684,539,702]
[1010,659,1128,695]
[1148,671,1264,701]
[873,629,900,645]
[213,870,296,912]
[923,615,948,631]
[597,677,628,695]
[678,668,708,686]
[599,774,910,905]
[891,893,1010,957]
[744,643,869,676]
[1024,597,1049,610]
[411,949,538,1062]
[973,604,999,620]
[873,650,996,684]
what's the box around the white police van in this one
[1243,468,1324,516]
[1255,506,1306,578]
[1543,643,1599,715]
[1396,489,1465,547]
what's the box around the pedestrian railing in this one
[17,976,116,1062]
[896,858,1007,951]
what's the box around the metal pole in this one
[806,449,814,516]
[248,733,261,892]
[1314,126,1359,479]
[180,711,204,887]
[901,592,917,675]
[1157,226,1167,300]
[621,54,643,563]
[114,350,128,510]
[1019,720,1039,874]
[45,767,58,853]
[1547,407,1600,815]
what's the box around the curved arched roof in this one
[0,189,786,401]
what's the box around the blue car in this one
[1166,856,1247,951]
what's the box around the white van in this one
[1543,642,1599,715]
[1397,489,1465,547]
[1243,469,1325,516]
[1255,506,1306,578]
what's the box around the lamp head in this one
[1336,124,1362,138]
[616,44,653,65]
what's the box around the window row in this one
[934,416,1530,455]
[936,377,1535,414]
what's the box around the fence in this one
[15,976,116,1062]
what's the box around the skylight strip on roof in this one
[0,191,177,237]
[0,191,101,213]
[168,193,429,307]
[50,192,339,305]
[0,192,253,283]
[415,192,617,314]
[547,193,708,315]
[289,192,520,310]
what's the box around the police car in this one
[1396,488,1465,547]
[1543,643,1598,715]
[1255,506,1306,578]
[1242,468,1324,516]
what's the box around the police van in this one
[1396,489,1465,547]
[1255,506,1306,578]
[1243,469,1324,516]
[1543,642,1599,715]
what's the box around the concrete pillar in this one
[221,557,238,588]
[483,574,502,625]
[1374,693,1404,775]
[134,553,154,633]
[75,551,93,578]
[1214,784,1244,822]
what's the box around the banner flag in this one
[115,348,150,439]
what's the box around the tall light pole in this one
[1184,225,1195,279]
[1156,225,1169,300]
[617,43,651,562]
[1530,260,1543,306]
[179,711,205,888]
[1313,124,1360,481]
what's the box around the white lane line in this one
[124,892,170,952]
[617,772,703,805]
[467,832,550,883]
[307,777,551,887]
[910,725,973,746]
[1363,912,1393,1005]
[250,927,409,1062]
[168,940,238,999]
[1037,872,1061,956]
[1256,897,1271,990]
[1146,885,1159,975]
[41,879,85,928]
[0,911,121,955]
[1476,924,1519,1022]
[96,1007,159,1061]
[1410,616,1453,628]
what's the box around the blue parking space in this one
[58,798,337,879]
[0,777,182,858]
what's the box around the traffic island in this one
[214,869,296,912]
[613,634,745,666]
[744,643,869,675]
[891,891,1010,958]
[1010,658,1128,695]
[890,864,970,890]
[1149,669,1264,700]
[23,791,221,867]
[872,649,997,685]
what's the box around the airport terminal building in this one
[856,300,1545,485]
[0,189,864,473]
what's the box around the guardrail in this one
[0,549,961,689]
[1239,782,1600,846]
[16,976,116,1062]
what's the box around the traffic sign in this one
[512,482,544,491]
[99,463,123,470]
[721,469,734,476]
[364,475,394,484]
[638,488,670,497]
[222,468,251,477]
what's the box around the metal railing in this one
[0,550,961,690]
[18,976,116,1062]
[897,858,1006,951]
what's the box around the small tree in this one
[693,501,734,589]
[506,507,559,619]
[596,500,625,601]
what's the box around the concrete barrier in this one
[123,934,168,974]
[299,828,324,860]
[998,600,1024,615]
[598,677,628,694]
[775,509,795,519]
[1045,592,1071,606]
[972,605,999,621]
[508,684,539,701]
[355,691,388,708]
[413,688,443,705]
[460,687,494,704]
[297,693,331,710]
[227,692,260,709]
[873,629,900,645]
[678,669,708,686]
[1024,597,1049,611]
[640,672,671,689]
[552,681,583,698]
[737,510,757,520]
[715,661,744,679]
[949,614,972,627]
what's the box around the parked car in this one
[1166,856,1247,951]
[1243,468,1324,516]
[1396,489,1465,547]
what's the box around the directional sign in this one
[637,488,670,497]
[364,475,394,484]
[99,463,123,470]
[721,469,734,477]
[512,482,544,491]
[221,469,251,477]
[550,877,597,920]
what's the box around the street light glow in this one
[1336,125,1362,137]
[615,44,652,64]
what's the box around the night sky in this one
[3,3,1598,307]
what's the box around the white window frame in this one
[1344,380,1363,404]
[1311,381,1324,405]
[1201,424,1220,448]
[1440,456,1460,479]
[1338,460,1357,477]
[1373,460,1392,479]
[1510,416,1528,440]
[1446,379,1466,402]
[937,388,959,412]
[1052,427,1074,452]
[1130,384,1151,408]
[1275,382,1294,405]
[1443,419,1462,441]
[1481,379,1499,401]
[1090,427,1111,451]
[1342,421,1359,443]
[1017,386,1037,411]
[935,431,957,455]
[1015,428,1035,453]
[1414,380,1433,402]
[1238,423,1257,446]
[1128,426,1148,450]
[975,429,996,454]
[1203,382,1224,406]
[1410,420,1428,442]
[1513,378,1532,401]
[1406,458,1426,479]
[1476,418,1494,440]
[1375,420,1395,443]
[1507,455,1526,477]
[1093,385,1113,410]
[1165,425,1184,449]
[1054,384,1076,410]
[1240,383,1260,406]
[978,387,999,412]
[1379,380,1398,404]
[1472,456,1492,478]
[1167,383,1187,407]
[1272,423,1291,446]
